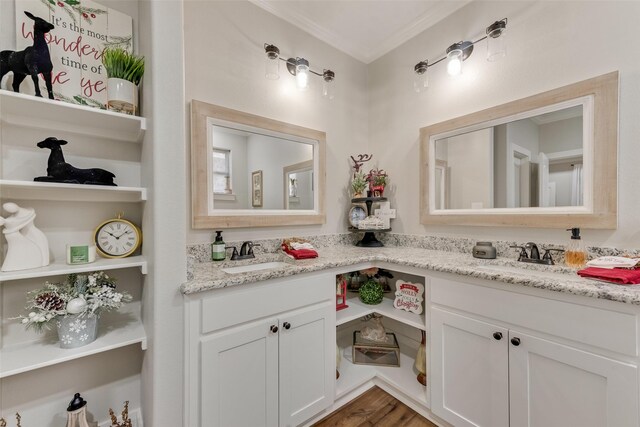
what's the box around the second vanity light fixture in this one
[264,43,336,99]
[413,18,507,92]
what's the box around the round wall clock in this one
[94,213,142,258]
[349,205,366,228]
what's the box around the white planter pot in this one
[107,78,138,115]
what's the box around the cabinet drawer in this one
[201,273,332,333]
[431,277,638,356]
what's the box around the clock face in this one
[94,219,141,258]
[349,206,366,227]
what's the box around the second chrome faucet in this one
[510,242,564,265]
[226,241,261,261]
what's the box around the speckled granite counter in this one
[181,245,640,305]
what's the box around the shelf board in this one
[336,345,426,406]
[376,351,427,406]
[0,89,146,143]
[0,180,147,202]
[0,303,146,378]
[337,296,426,331]
[0,255,147,281]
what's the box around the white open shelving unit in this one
[0,180,147,202]
[0,255,147,281]
[335,283,428,408]
[0,90,146,143]
[337,292,426,331]
[0,302,146,378]
[0,90,149,401]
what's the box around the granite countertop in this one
[180,245,640,305]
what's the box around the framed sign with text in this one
[11,0,132,109]
[393,280,424,315]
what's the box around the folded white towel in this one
[586,256,640,269]
[291,242,314,250]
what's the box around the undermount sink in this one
[221,261,291,274]
[474,264,575,280]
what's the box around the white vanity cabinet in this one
[430,275,639,427]
[185,273,335,427]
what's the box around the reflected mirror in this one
[191,101,326,228]
[420,72,618,228]
[434,104,586,210]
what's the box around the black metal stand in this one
[350,197,390,247]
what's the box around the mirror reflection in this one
[210,124,314,210]
[434,105,584,210]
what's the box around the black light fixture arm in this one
[416,18,507,69]
[278,56,325,77]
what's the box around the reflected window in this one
[212,148,231,194]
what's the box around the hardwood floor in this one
[312,386,438,427]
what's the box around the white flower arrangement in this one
[16,271,132,333]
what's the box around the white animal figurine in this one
[0,202,50,272]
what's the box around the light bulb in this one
[447,49,463,76]
[413,61,428,93]
[295,58,310,91]
[264,44,280,80]
[322,69,335,100]
[486,20,507,62]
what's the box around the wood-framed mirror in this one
[420,71,618,228]
[191,100,326,228]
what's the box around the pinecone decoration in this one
[35,292,65,311]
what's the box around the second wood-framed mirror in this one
[420,71,618,228]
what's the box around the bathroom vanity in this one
[182,245,640,427]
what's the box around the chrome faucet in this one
[225,241,261,261]
[510,242,564,265]
[240,241,260,257]
[525,242,540,260]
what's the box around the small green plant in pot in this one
[102,47,145,115]
[351,171,367,197]
[359,279,384,305]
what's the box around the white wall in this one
[368,1,640,248]
[246,134,312,210]
[441,128,493,209]
[212,130,249,209]
[184,0,369,244]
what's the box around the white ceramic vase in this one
[57,313,98,349]
[107,77,138,115]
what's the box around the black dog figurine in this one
[34,137,117,186]
[1,12,55,99]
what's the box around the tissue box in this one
[352,331,400,367]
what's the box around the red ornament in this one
[82,12,88,18]
[57,2,64,6]
[91,13,96,18]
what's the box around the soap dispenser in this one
[211,230,226,261]
[565,228,587,268]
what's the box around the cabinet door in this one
[278,302,335,427]
[200,317,279,427]
[431,307,509,427]
[509,330,639,427]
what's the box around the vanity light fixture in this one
[264,43,335,97]
[413,18,507,92]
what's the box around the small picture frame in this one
[252,170,263,207]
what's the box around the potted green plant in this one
[351,171,367,197]
[102,47,145,115]
[16,271,131,349]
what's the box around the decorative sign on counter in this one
[14,0,132,108]
[393,280,424,314]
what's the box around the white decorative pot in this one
[57,313,98,349]
[107,77,138,115]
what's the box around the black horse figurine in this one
[0,12,55,99]
[34,137,117,186]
